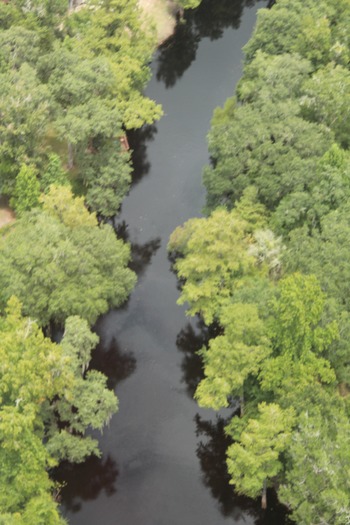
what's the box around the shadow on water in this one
[195,414,294,524]
[114,220,161,278]
[89,336,137,391]
[156,0,264,88]
[176,318,222,398]
[127,125,158,187]
[54,455,119,514]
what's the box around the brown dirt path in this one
[0,209,15,228]
[0,197,15,229]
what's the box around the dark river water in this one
[57,1,291,524]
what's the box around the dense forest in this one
[169,0,350,523]
[0,0,169,523]
[2,0,350,523]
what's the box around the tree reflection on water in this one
[195,413,294,524]
[54,455,119,513]
[176,318,221,398]
[156,0,266,88]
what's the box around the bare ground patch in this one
[0,209,15,229]
[0,197,15,229]
[138,0,178,44]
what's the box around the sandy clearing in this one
[0,207,15,229]
[138,0,178,44]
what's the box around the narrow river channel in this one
[58,1,290,523]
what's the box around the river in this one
[57,1,290,524]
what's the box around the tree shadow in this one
[176,318,222,397]
[156,0,265,88]
[114,220,161,278]
[54,455,119,513]
[89,335,136,391]
[128,124,158,187]
[195,413,294,524]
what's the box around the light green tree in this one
[195,302,270,411]
[0,297,68,523]
[168,207,261,324]
[226,403,295,506]
[10,164,41,216]
[40,153,69,193]
[45,316,118,463]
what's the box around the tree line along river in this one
[57,1,291,524]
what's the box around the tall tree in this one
[0,186,136,326]
[226,403,295,506]
[0,297,68,523]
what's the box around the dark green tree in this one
[0,186,136,326]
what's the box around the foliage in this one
[0,297,68,523]
[280,410,350,525]
[177,0,202,9]
[301,63,350,147]
[0,64,52,193]
[195,303,270,410]
[236,51,312,107]
[45,316,118,463]
[79,141,132,217]
[168,0,350,520]
[0,0,163,214]
[243,0,336,67]
[226,403,295,498]
[168,191,276,323]
[0,297,116,520]
[40,153,69,193]
[0,186,136,325]
[203,100,332,212]
[9,164,41,216]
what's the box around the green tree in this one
[0,186,136,325]
[0,297,68,523]
[237,51,312,107]
[45,316,118,463]
[195,302,270,411]
[10,164,41,216]
[203,100,332,213]
[243,0,334,67]
[79,141,132,217]
[66,0,162,129]
[168,205,265,324]
[280,409,350,525]
[0,64,52,193]
[40,153,69,193]
[271,144,350,234]
[226,403,295,504]
[0,26,41,73]
[301,64,350,147]
[41,47,122,169]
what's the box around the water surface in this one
[58,2,290,524]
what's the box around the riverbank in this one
[138,0,178,44]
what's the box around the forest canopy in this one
[0,0,167,522]
[0,0,162,217]
[169,0,350,522]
